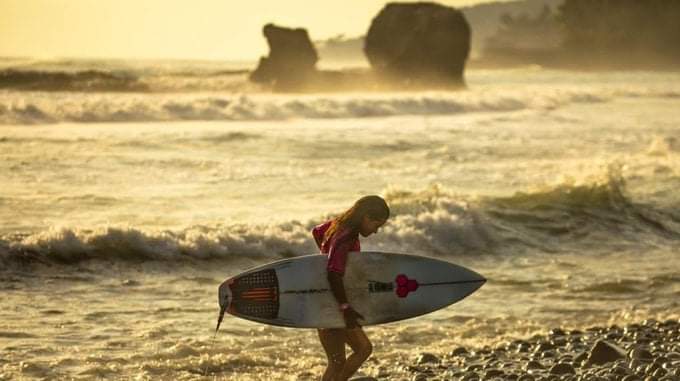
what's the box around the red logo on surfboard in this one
[395,274,419,298]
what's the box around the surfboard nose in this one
[469,269,486,284]
[448,264,486,299]
[465,267,487,289]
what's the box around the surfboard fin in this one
[214,305,226,338]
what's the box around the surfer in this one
[312,195,390,381]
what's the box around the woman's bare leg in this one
[339,327,372,381]
[318,328,346,381]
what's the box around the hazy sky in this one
[2,0,505,61]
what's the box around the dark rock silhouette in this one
[250,24,319,91]
[364,2,471,87]
[249,2,473,92]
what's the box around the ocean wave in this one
[2,168,678,267]
[0,65,253,93]
[0,87,666,125]
[483,165,680,244]
[0,69,148,92]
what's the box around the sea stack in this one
[364,2,471,87]
[250,24,319,91]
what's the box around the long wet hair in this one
[323,195,390,245]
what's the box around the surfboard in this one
[216,251,485,329]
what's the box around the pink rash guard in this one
[312,220,361,275]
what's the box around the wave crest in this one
[0,89,619,125]
[3,85,679,125]
[2,168,678,267]
[485,164,679,243]
[0,69,148,92]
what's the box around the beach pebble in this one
[416,353,440,364]
[523,360,545,371]
[540,350,556,359]
[611,365,631,376]
[549,328,567,337]
[573,351,588,366]
[649,367,668,378]
[549,363,575,375]
[461,373,480,381]
[516,342,531,353]
[450,347,469,356]
[483,369,504,378]
[534,342,555,352]
[465,364,483,372]
[551,338,567,347]
[629,347,654,362]
[586,340,626,366]
[662,360,680,371]
[621,375,641,381]
[665,352,680,360]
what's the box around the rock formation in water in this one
[250,24,319,91]
[249,2,474,91]
[364,2,471,87]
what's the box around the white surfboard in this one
[217,251,485,329]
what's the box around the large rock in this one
[250,24,318,91]
[364,2,470,86]
[585,340,626,366]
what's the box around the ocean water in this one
[1,59,680,380]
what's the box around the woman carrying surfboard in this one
[312,195,390,381]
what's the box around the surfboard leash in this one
[203,305,227,377]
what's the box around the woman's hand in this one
[342,306,364,329]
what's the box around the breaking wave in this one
[2,167,678,267]
[0,67,251,93]
[1,86,678,125]
[0,69,148,92]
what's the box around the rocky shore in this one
[354,319,680,381]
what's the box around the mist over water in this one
[1,61,679,379]
[2,60,680,124]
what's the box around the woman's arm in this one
[327,271,364,328]
[327,271,349,305]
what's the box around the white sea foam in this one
[2,85,680,125]
[2,174,678,266]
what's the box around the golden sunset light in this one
[1,0,679,380]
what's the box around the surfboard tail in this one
[215,278,234,335]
